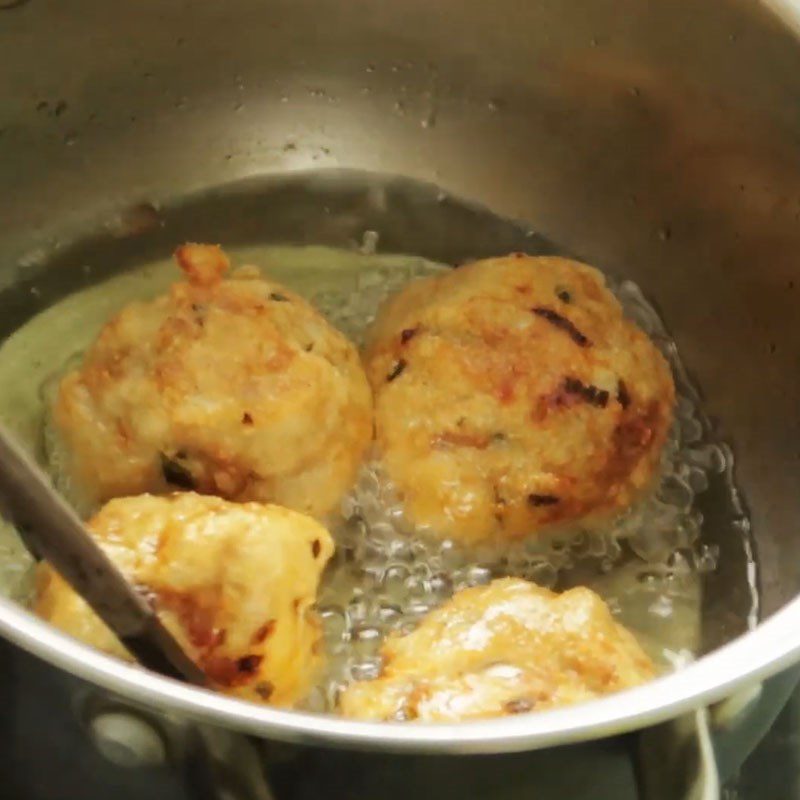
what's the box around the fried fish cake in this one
[364,255,675,544]
[340,577,654,721]
[52,243,373,518]
[35,492,334,707]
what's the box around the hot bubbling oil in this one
[303,254,739,711]
[0,244,752,714]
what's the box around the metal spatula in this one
[0,424,205,684]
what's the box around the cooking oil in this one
[0,241,755,715]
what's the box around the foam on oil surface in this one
[0,245,750,715]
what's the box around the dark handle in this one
[0,425,204,684]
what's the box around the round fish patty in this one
[364,254,675,545]
[52,243,373,518]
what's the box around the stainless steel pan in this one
[1,0,800,766]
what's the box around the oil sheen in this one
[0,245,752,713]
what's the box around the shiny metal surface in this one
[1,635,797,799]
[4,589,800,753]
[1,0,800,752]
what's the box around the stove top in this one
[725,689,800,799]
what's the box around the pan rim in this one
[0,592,798,753]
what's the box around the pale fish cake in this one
[339,577,654,721]
[35,492,334,707]
[52,243,373,518]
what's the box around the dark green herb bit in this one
[563,377,609,408]
[505,698,534,714]
[617,379,631,409]
[527,493,560,507]
[269,292,290,302]
[160,452,195,490]
[532,306,590,347]
[236,654,263,674]
[255,681,274,700]
[387,359,407,382]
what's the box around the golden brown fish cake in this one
[35,492,334,707]
[339,577,654,721]
[364,254,675,544]
[52,243,373,518]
